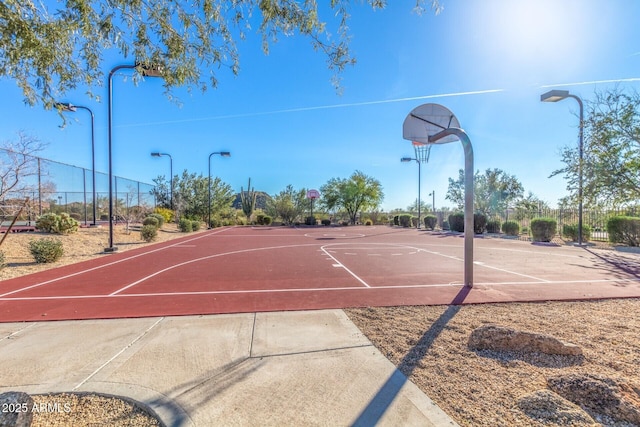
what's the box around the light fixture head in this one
[401,157,414,162]
[135,61,164,78]
[220,151,231,157]
[541,89,570,103]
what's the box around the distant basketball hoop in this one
[403,103,474,288]
[307,189,320,224]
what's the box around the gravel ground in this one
[2,225,639,426]
[345,300,640,426]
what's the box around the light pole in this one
[54,102,97,226]
[151,152,173,210]
[429,191,435,213]
[541,89,584,246]
[401,157,421,228]
[106,62,164,252]
[208,151,231,228]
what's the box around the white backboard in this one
[402,103,461,144]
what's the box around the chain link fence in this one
[1,148,155,226]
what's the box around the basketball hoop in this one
[402,103,475,288]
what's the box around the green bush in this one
[607,216,640,246]
[29,238,64,263]
[36,213,79,234]
[424,215,437,230]
[140,224,158,242]
[399,214,412,228]
[36,213,59,233]
[263,215,272,226]
[474,213,487,234]
[486,219,501,234]
[531,218,557,242]
[305,216,317,226]
[562,224,592,242]
[191,220,202,231]
[321,219,331,226]
[149,213,165,227]
[393,215,400,226]
[364,219,373,226]
[502,221,520,236]
[178,218,193,232]
[448,213,465,232]
[209,217,221,228]
[0,250,6,270]
[142,216,160,228]
[442,220,450,231]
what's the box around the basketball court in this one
[1,225,639,322]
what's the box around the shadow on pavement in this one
[351,285,470,426]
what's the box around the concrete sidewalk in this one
[0,309,458,426]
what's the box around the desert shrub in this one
[262,215,272,226]
[305,216,317,226]
[0,251,5,270]
[502,221,520,236]
[474,213,487,234]
[486,219,501,234]
[442,220,450,231]
[398,214,412,228]
[256,213,266,225]
[149,213,165,227]
[142,216,160,228]
[154,207,174,224]
[70,212,82,221]
[321,219,331,226]
[36,213,79,234]
[36,213,59,233]
[448,213,465,232]
[607,216,640,246]
[424,215,437,230]
[191,220,202,231]
[209,217,221,228]
[29,238,64,263]
[57,213,79,234]
[140,224,158,242]
[393,215,400,226]
[341,221,349,226]
[364,219,373,226]
[178,218,193,232]
[562,224,592,242]
[531,218,557,242]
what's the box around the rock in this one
[517,389,596,426]
[468,325,583,356]
[548,373,640,425]
[0,391,34,427]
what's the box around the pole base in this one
[104,246,119,253]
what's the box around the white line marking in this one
[333,264,342,267]
[0,228,231,298]
[109,243,321,295]
[73,317,164,390]
[2,277,639,302]
[320,246,371,288]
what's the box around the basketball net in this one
[412,141,431,163]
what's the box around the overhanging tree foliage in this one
[2,0,441,107]
[551,88,640,207]
[320,170,383,224]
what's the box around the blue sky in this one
[2,0,640,211]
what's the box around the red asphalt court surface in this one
[1,226,640,322]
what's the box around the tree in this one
[170,170,234,222]
[0,132,47,206]
[320,170,383,225]
[150,175,170,209]
[266,185,307,225]
[551,88,640,207]
[2,1,442,107]
[446,168,524,217]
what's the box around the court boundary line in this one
[0,228,231,298]
[3,277,639,301]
